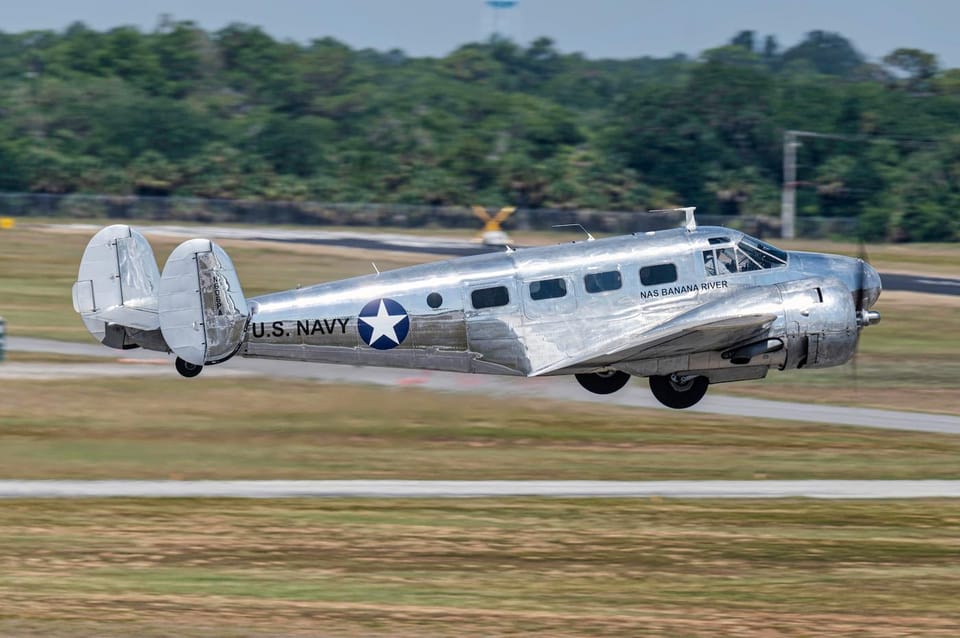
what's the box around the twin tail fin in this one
[72,224,249,365]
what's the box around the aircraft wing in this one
[606,313,776,360]
[528,288,781,377]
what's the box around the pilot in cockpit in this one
[716,247,738,274]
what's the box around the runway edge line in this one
[2,480,960,499]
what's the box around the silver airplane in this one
[71,209,881,409]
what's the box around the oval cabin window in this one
[640,263,677,286]
[584,270,622,293]
[471,286,510,309]
[529,278,567,301]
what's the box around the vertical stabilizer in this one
[158,239,249,366]
[72,224,161,346]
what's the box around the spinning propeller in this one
[851,238,868,384]
[852,232,882,384]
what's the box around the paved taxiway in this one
[8,336,960,435]
[53,223,960,296]
[2,479,960,499]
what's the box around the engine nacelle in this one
[778,279,858,370]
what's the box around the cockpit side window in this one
[716,247,738,274]
[703,250,717,276]
[703,247,738,276]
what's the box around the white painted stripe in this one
[2,480,960,499]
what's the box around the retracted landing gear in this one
[575,370,631,395]
[649,374,708,409]
[175,357,203,378]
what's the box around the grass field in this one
[2,377,959,481]
[1,498,959,637]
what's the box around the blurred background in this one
[1,2,959,636]
[0,0,959,240]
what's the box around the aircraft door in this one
[463,278,525,373]
[464,279,519,319]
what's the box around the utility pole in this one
[781,129,864,240]
[780,130,799,240]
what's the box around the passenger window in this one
[640,263,677,286]
[584,270,622,293]
[529,278,567,301]
[471,286,510,309]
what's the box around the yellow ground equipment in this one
[471,206,515,246]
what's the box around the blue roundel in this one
[357,298,410,350]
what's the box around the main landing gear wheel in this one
[648,374,708,409]
[175,357,203,378]
[575,370,631,395]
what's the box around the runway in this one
[2,479,960,499]
[8,336,960,435]
[51,223,960,295]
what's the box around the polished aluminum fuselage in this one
[241,226,880,382]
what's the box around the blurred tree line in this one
[0,19,958,240]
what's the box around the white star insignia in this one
[360,299,406,345]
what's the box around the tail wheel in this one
[175,357,203,378]
[648,374,708,409]
[575,370,631,395]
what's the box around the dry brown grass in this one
[1,498,959,637]
[3,377,960,481]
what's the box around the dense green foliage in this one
[1,20,959,240]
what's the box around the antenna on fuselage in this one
[372,262,380,275]
[647,206,697,232]
[552,223,595,241]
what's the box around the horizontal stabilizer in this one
[90,305,162,332]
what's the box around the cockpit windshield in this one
[703,236,788,276]
[737,236,788,271]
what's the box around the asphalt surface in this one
[880,272,960,296]
[2,479,959,499]
[54,223,960,295]
[8,336,960,435]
